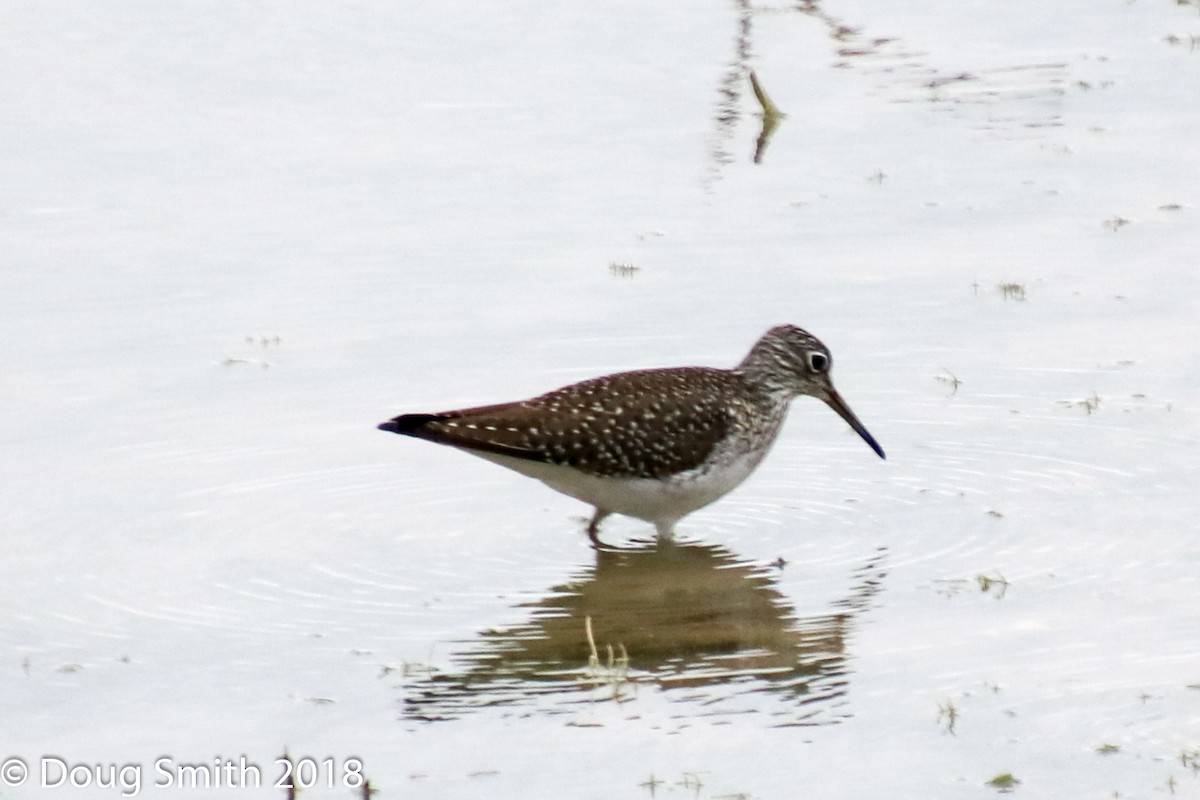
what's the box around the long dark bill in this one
[823,389,886,460]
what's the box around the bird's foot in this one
[586,509,612,549]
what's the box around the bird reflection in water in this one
[402,540,886,726]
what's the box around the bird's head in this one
[737,324,886,459]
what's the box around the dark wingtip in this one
[377,414,440,435]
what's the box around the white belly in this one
[469,446,772,531]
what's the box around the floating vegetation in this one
[932,573,1008,600]
[977,573,1010,598]
[1102,215,1131,231]
[1057,392,1101,415]
[749,71,785,164]
[224,334,282,369]
[749,70,784,119]
[609,261,641,278]
[935,369,962,395]
[998,282,1027,301]
[584,616,631,701]
[1096,743,1120,755]
[985,772,1020,792]
[380,660,438,680]
[222,357,270,369]
[1162,33,1200,51]
[638,773,743,799]
[639,774,664,794]
[937,699,959,734]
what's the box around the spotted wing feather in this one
[382,368,753,479]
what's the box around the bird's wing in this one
[383,368,740,479]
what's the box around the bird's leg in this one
[654,520,677,541]
[586,509,610,548]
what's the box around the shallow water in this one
[3,1,1200,798]
[401,540,887,726]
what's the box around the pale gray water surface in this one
[3,1,1199,798]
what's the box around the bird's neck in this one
[732,352,797,405]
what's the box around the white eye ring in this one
[806,351,829,373]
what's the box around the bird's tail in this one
[377,414,441,435]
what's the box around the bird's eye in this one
[806,351,829,373]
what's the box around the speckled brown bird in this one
[378,325,885,543]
